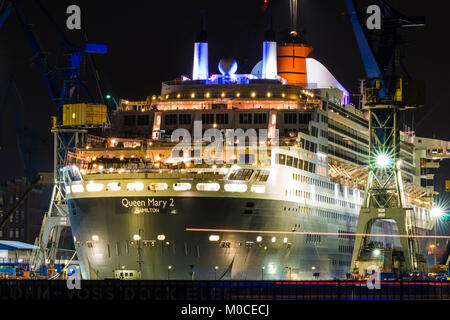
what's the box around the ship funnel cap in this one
[195,10,207,42]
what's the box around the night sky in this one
[0,0,449,194]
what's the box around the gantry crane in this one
[0,0,107,273]
[345,0,427,275]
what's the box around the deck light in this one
[173,183,191,191]
[107,182,121,191]
[157,234,166,241]
[86,182,104,192]
[209,235,220,241]
[126,182,144,191]
[71,184,84,193]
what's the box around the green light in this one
[105,94,111,99]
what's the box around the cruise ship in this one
[60,18,446,281]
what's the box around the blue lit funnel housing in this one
[193,42,209,80]
[262,41,277,79]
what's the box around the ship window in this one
[303,160,308,171]
[201,113,214,124]
[293,158,298,168]
[179,114,192,125]
[286,156,293,167]
[299,113,312,124]
[254,170,270,182]
[137,115,149,126]
[124,115,136,126]
[220,241,230,248]
[275,153,286,165]
[229,169,254,181]
[65,166,82,182]
[165,114,177,125]
[239,113,252,124]
[246,202,255,208]
[216,113,228,124]
[298,159,303,169]
[284,113,297,124]
[254,113,267,124]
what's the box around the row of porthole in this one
[68,182,266,194]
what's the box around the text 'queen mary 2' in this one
[61,24,444,280]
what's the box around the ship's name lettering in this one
[121,198,174,209]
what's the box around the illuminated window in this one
[228,169,254,181]
[254,170,270,182]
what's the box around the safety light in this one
[375,154,392,168]
[431,207,443,218]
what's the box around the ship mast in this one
[289,0,298,36]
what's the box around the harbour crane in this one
[0,0,107,273]
[345,0,427,276]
